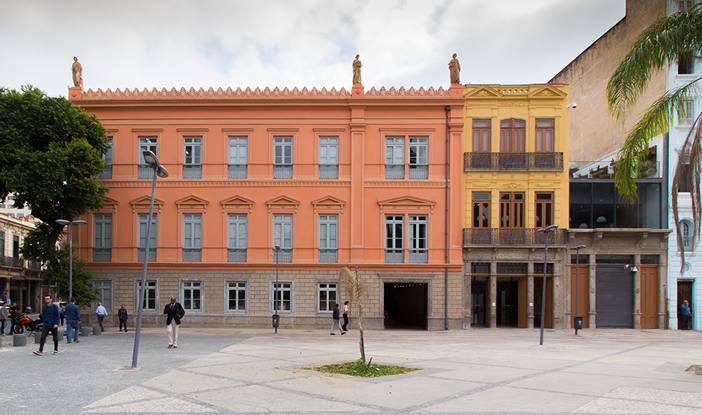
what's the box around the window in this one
[319,214,338,263]
[500,193,524,228]
[138,214,157,261]
[678,100,694,125]
[227,214,247,262]
[138,137,158,179]
[500,119,525,152]
[228,136,248,179]
[93,214,112,262]
[408,137,428,179]
[183,136,202,179]
[137,280,157,310]
[535,119,554,152]
[682,220,695,251]
[473,193,491,228]
[227,282,247,311]
[273,214,293,262]
[319,136,339,179]
[385,215,404,263]
[408,215,428,263]
[183,214,202,262]
[535,193,554,228]
[182,281,201,311]
[678,0,695,12]
[101,137,113,179]
[679,52,694,74]
[271,282,292,312]
[274,136,293,179]
[385,137,405,179]
[0,231,4,258]
[94,280,112,311]
[12,235,19,258]
[679,162,691,192]
[472,120,491,152]
[318,283,337,312]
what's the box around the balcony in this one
[464,152,564,171]
[0,255,24,268]
[463,228,567,246]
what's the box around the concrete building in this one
[0,213,43,312]
[462,83,570,329]
[551,0,676,329]
[69,83,466,330]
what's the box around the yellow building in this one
[462,84,570,329]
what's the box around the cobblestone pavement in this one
[1,327,701,414]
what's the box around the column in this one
[527,262,535,328]
[633,254,641,329]
[589,253,597,328]
[489,262,497,328]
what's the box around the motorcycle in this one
[12,313,43,335]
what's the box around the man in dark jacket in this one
[64,297,82,343]
[330,303,345,335]
[163,298,185,348]
[118,304,128,332]
[34,295,61,356]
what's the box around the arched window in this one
[681,220,694,251]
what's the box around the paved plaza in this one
[1,326,701,414]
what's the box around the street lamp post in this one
[131,150,168,368]
[570,245,587,335]
[538,224,558,345]
[272,245,280,334]
[55,219,87,300]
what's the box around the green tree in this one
[607,4,702,272]
[0,86,109,302]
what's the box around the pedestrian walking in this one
[95,302,108,332]
[0,301,7,335]
[8,302,18,333]
[118,304,128,332]
[34,295,61,356]
[680,300,692,330]
[163,298,185,348]
[342,300,350,331]
[64,297,81,343]
[330,303,345,335]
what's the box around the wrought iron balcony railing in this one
[464,152,564,171]
[463,228,567,246]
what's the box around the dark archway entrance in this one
[384,282,427,329]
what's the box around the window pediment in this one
[93,196,119,214]
[266,195,300,213]
[130,195,164,214]
[221,195,255,213]
[465,86,502,99]
[378,196,436,213]
[175,195,209,213]
[311,196,346,213]
[528,85,567,99]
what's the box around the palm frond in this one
[608,4,702,120]
[615,80,702,198]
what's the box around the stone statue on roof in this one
[72,56,83,88]
[449,53,460,85]
[353,54,362,85]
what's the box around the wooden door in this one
[677,280,693,329]
[639,265,658,329]
[570,264,589,328]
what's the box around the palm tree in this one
[607,4,702,272]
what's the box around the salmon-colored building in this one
[69,84,465,330]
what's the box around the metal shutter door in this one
[596,265,633,328]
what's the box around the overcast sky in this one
[1,0,626,98]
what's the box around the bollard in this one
[92,326,101,335]
[81,327,91,336]
[13,334,27,347]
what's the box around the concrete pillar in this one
[13,334,27,347]
[658,253,668,329]
[589,253,597,328]
[464,262,472,329]
[527,263,535,328]
[81,327,91,336]
[92,326,101,335]
[633,254,641,329]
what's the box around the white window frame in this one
[408,136,428,179]
[227,281,247,312]
[93,213,112,262]
[138,213,157,261]
[317,282,338,313]
[101,137,113,179]
[136,280,157,311]
[139,137,158,179]
[183,213,202,262]
[408,215,428,264]
[93,280,112,311]
[183,136,202,179]
[385,214,404,263]
[318,214,338,263]
[273,214,293,262]
[682,219,695,251]
[385,137,405,179]
[181,281,202,312]
[274,136,293,179]
[319,136,339,179]
[271,281,293,313]
[227,214,247,262]
[228,136,248,179]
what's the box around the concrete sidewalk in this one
[2,327,701,414]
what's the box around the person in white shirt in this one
[95,302,108,332]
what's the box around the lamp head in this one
[73,220,87,226]
[570,245,587,250]
[55,219,70,226]
[274,245,280,251]
[567,102,577,109]
[142,150,160,168]
[538,224,559,233]
[156,165,169,178]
